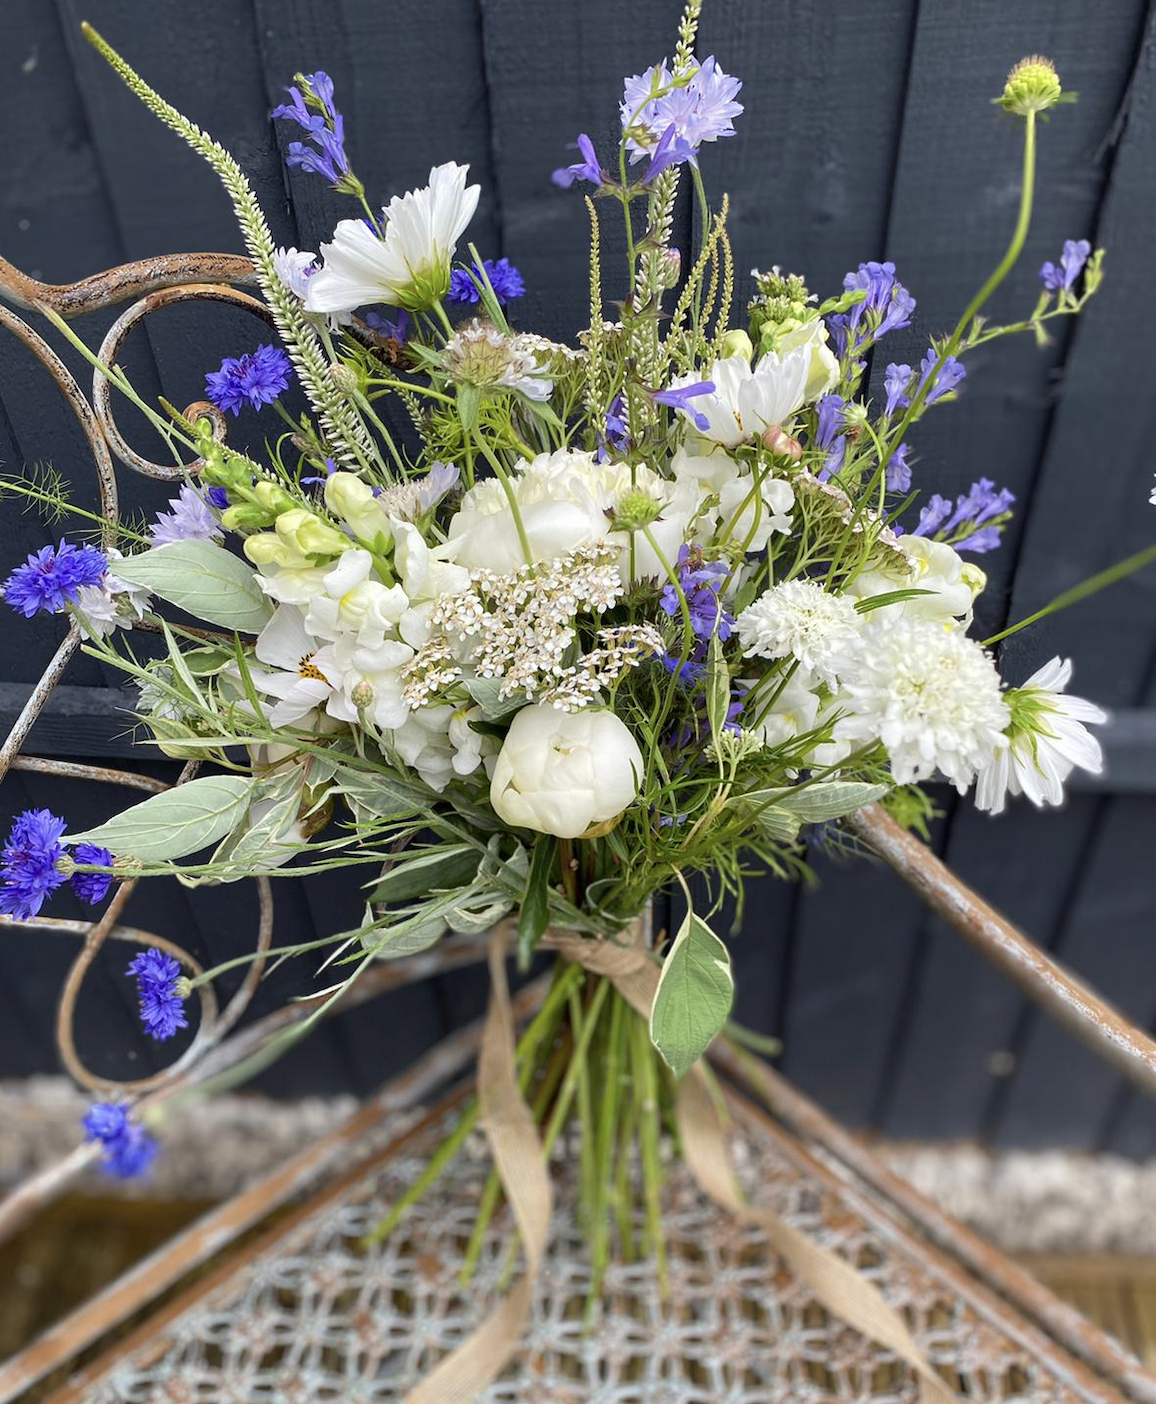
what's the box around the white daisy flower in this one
[253,606,342,726]
[735,579,863,685]
[975,656,1108,814]
[305,162,480,314]
[834,615,1010,792]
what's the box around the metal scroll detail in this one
[0,250,274,1097]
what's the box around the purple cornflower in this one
[886,442,913,493]
[4,541,107,618]
[552,133,605,189]
[448,258,525,306]
[70,842,114,906]
[272,72,353,189]
[814,394,847,479]
[83,1103,159,1179]
[621,57,742,164]
[150,484,224,546]
[364,308,410,344]
[205,346,293,416]
[883,363,913,418]
[0,809,67,919]
[1040,238,1091,293]
[127,949,189,1043]
[652,380,715,432]
[659,544,733,641]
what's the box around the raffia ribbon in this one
[402,922,956,1404]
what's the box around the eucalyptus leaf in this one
[649,911,734,1079]
[113,540,273,633]
[464,676,524,720]
[705,634,729,742]
[68,775,254,861]
[728,792,802,844]
[209,769,306,880]
[336,768,429,822]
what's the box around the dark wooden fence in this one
[1,0,1155,1149]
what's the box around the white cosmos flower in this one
[252,606,341,727]
[672,447,794,551]
[834,615,1010,792]
[736,579,863,685]
[447,448,698,582]
[305,162,480,314]
[975,656,1108,814]
[669,349,813,449]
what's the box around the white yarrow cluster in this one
[834,616,1010,791]
[736,579,862,684]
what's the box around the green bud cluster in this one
[996,55,1066,117]
[747,267,819,353]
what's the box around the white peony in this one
[490,704,644,838]
[672,447,794,551]
[669,348,817,449]
[305,162,480,314]
[845,536,984,625]
[975,656,1107,814]
[447,448,698,582]
[834,615,1010,792]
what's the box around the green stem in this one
[361,1097,479,1248]
[633,1007,668,1295]
[472,431,536,572]
[984,539,1156,648]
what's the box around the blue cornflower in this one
[621,57,742,166]
[659,544,734,641]
[204,486,231,511]
[0,809,67,920]
[1040,238,1091,293]
[448,258,525,306]
[205,345,293,416]
[127,949,189,1042]
[150,484,224,546]
[4,541,108,618]
[883,363,913,418]
[552,133,605,189]
[886,442,913,493]
[652,380,715,432]
[814,394,847,479]
[272,72,353,189]
[70,842,114,906]
[83,1103,159,1179]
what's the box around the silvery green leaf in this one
[447,889,515,934]
[371,845,481,904]
[649,911,734,1080]
[464,676,524,719]
[336,769,429,822]
[704,633,729,742]
[748,780,889,824]
[112,540,273,633]
[208,768,306,880]
[728,791,802,844]
[68,775,254,861]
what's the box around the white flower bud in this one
[490,704,644,838]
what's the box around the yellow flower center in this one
[298,653,326,683]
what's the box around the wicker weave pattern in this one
[79,1109,1096,1404]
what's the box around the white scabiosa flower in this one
[305,162,480,314]
[834,616,1010,791]
[668,349,813,449]
[490,704,643,838]
[975,657,1107,814]
[736,579,863,685]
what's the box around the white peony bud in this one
[490,704,644,839]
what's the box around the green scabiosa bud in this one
[606,488,664,533]
[997,56,1066,116]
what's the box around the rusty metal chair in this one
[0,254,1154,1403]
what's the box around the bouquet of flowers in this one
[0,3,1139,1392]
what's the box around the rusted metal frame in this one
[92,283,276,480]
[0,978,546,1404]
[714,1041,1156,1404]
[0,932,493,1247]
[0,251,258,319]
[722,1079,1137,1404]
[0,627,82,784]
[847,804,1156,1104]
[8,756,170,794]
